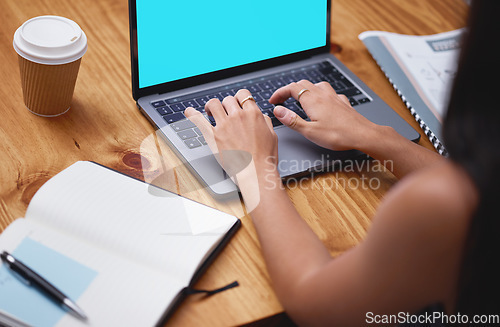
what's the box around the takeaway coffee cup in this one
[13,16,87,117]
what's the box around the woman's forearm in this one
[357,125,444,178]
[235,124,442,297]
[237,167,332,306]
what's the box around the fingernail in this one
[274,106,286,118]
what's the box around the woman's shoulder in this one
[382,159,478,227]
[359,159,479,313]
[366,158,479,275]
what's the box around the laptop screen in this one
[136,0,328,89]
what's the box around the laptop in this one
[128,0,420,195]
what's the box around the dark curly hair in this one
[443,0,500,318]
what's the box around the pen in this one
[0,251,87,321]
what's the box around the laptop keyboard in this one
[150,61,371,149]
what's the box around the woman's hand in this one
[184,89,279,185]
[270,79,378,151]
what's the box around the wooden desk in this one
[0,0,467,325]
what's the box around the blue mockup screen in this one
[137,0,327,88]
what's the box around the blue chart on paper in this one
[0,237,98,327]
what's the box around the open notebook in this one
[0,161,240,327]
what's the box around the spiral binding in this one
[371,56,448,157]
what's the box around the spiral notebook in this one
[359,29,464,156]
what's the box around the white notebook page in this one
[24,161,238,283]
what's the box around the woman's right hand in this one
[270,80,378,151]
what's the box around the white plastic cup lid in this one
[13,15,88,65]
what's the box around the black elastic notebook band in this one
[185,281,239,296]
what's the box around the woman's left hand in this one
[184,89,279,185]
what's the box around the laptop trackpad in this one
[275,127,362,177]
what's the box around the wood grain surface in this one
[0,0,468,325]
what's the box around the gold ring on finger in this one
[239,95,256,108]
[297,88,310,101]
